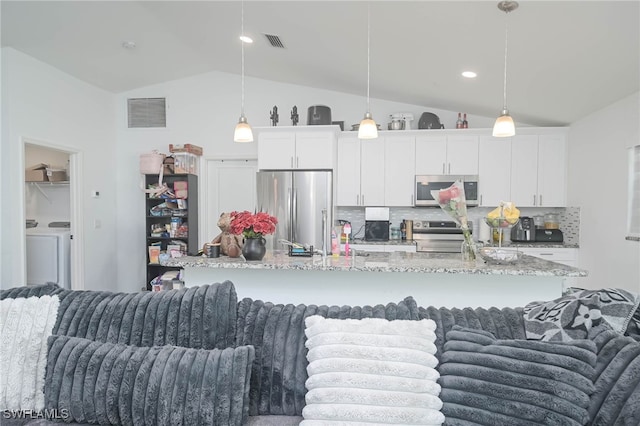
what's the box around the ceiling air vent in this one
[127,97,167,128]
[264,34,285,49]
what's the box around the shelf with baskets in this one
[144,173,198,290]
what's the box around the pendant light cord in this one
[241,0,246,116]
[366,3,371,113]
[502,12,509,111]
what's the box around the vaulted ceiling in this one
[2,1,639,126]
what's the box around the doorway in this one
[203,158,257,244]
[22,138,83,290]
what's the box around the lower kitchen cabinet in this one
[518,247,577,267]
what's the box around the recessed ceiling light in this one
[122,41,137,49]
[239,35,253,44]
[462,71,477,78]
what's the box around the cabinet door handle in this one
[480,194,483,205]
[356,194,359,205]
[533,194,536,206]
[290,157,294,168]
[540,253,554,256]
[411,194,414,205]
[539,195,543,206]
[448,163,451,174]
[296,156,299,168]
[362,194,365,205]
[442,163,446,174]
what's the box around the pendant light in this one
[234,0,253,143]
[492,1,518,138]
[358,3,378,140]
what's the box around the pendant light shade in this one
[493,1,518,138]
[358,4,378,140]
[493,109,515,137]
[234,1,253,143]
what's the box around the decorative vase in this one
[461,230,480,263]
[242,237,266,261]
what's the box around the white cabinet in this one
[258,129,335,170]
[336,137,384,206]
[384,136,415,206]
[415,134,478,175]
[478,136,511,206]
[518,248,578,267]
[511,134,567,207]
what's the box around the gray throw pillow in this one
[438,326,597,426]
[235,296,419,416]
[44,335,254,426]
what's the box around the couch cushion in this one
[44,335,254,426]
[50,281,237,350]
[438,326,597,426]
[0,295,60,411]
[301,315,444,425]
[234,296,419,416]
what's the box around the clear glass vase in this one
[461,231,480,263]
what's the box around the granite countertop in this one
[347,239,416,246]
[166,250,587,277]
[347,239,577,249]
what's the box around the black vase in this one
[242,237,266,261]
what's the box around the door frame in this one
[201,155,257,245]
[22,137,84,290]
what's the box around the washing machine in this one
[25,227,71,289]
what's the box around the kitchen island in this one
[165,250,587,308]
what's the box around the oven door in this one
[415,175,479,206]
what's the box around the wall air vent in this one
[127,97,167,128]
[264,34,285,49]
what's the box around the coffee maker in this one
[510,216,536,242]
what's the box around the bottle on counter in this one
[456,113,463,129]
[400,220,407,241]
[462,113,468,128]
[331,228,340,257]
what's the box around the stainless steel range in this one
[412,220,472,253]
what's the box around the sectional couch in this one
[1,282,639,426]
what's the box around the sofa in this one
[1,282,639,426]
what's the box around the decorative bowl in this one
[479,247,523,264]
[484,217,519,229]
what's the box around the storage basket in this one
[139,151,165,175]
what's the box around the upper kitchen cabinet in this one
[415,134,479,175]
[336,136,385,206]
[511,133,567,207]
[384,135,415,206]
[478,136,512,206]
[257,127,337,170]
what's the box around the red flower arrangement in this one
[229,211,278,239]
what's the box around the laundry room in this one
[24,143,71,289]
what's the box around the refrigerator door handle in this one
[292,188,298,243]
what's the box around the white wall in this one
[115,70,500,290]
[568,91,640,293]
[0,48,116,291]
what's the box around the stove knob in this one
[414,222,421,228]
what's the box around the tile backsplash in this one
[336,206,580,246]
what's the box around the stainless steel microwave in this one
[415,175,479,207]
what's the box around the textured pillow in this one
[50,281,237,349]
[301,315,444,425]
[0,295,60,411]
[234,296,420,416]
[524,288,639,341]
[44,335,254,426]
[438,326,597,426]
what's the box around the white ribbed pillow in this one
[301,316,444,425]
[0,295,60,411]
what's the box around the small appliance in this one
[510,216,536,242]
[535,229,564,243]
[365,207,390,242]
[418,112,443,129]
[307,105,332,125]
[415,175,479,207]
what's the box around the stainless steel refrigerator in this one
[256,170,333,254]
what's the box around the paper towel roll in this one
[478,219,492,243]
